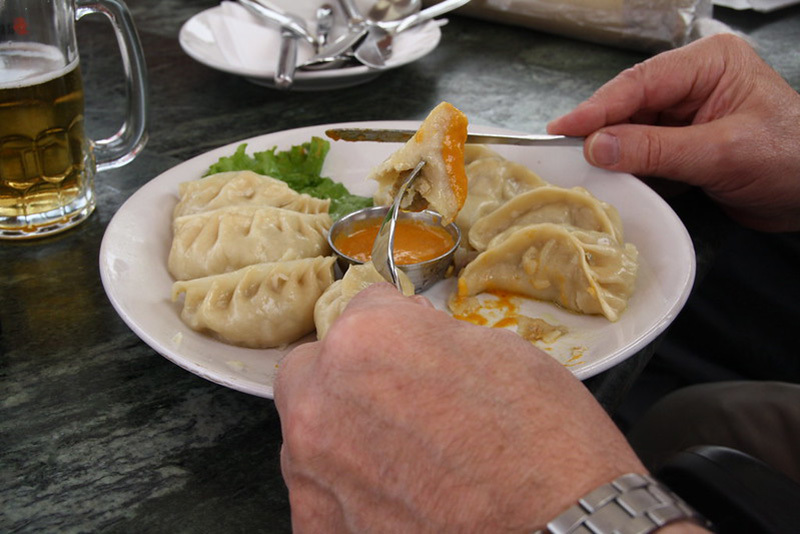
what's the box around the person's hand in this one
[547,34,800,232]
[274,284,646,532]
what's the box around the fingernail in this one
[548,102,589,132]
[588,132,619,167]
[545,118,560,133]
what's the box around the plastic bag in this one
[432,0,715,52]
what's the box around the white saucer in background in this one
[178,1,442,91]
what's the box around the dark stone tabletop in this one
[2,1,798,531]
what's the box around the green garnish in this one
[204,137,372,220]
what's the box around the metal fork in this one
[370,160,425,290]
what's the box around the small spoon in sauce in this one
[334,216,454,265]
[371,160,426,290]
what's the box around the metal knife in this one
[325,128,585,147]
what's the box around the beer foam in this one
[0,42,77,89]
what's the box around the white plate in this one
[178,2,442,91]
[100,121,696,398]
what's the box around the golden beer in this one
[0,42,93,238]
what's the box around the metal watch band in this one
[544,473,705,534]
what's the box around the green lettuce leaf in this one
[205,137,372,220]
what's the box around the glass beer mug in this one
[0,0,147,239]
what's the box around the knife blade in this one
[325,128,584,147]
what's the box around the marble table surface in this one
[2,1,798,531]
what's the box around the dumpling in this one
[468,186,624,251]
[463,144,501,166]
[173,170,330,218]
[171,256,336,348]
[455,146,548,239]
[457,223,638,322]
[313,262,414,340]
[168,205,332,280]
[370,102,468,224]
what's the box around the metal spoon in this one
[371,160,426,289]
[353,28,393,70]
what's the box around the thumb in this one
[584,123,719,187]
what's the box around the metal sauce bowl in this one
[328,206,461,293]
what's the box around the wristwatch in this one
[541,473,707,534]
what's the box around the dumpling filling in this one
[370,101,469,224]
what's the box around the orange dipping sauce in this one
[333,218,455,265]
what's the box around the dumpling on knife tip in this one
[369,102,469,224]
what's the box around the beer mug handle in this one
[75,0,148,171]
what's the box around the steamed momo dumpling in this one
[455,146,548,239]
[314,262,414,340]
[172,256,336,348]
[173,170,330,218]
[370,102,468,224]
[168,205,332,280]
[463,144,501,166]
[468,186,624,252]
[458,223,638,322]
